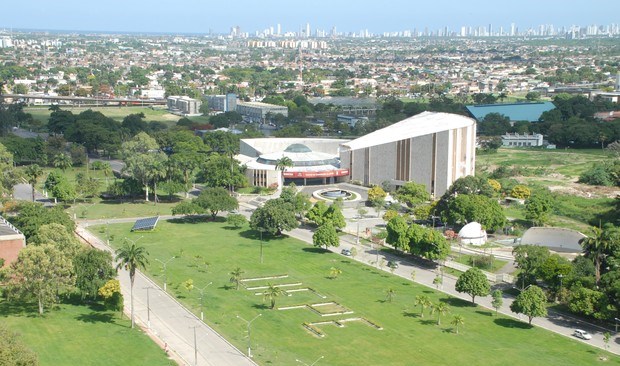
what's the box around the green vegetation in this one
[0,300,170,366]
[25,106,179,126]
[96,220,616,366]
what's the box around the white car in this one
[573,329,592,340]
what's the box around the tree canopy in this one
[455,268,490,304]
[510,285,548,325]
[250,198,298,236]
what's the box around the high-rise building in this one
[306,23,311,38]
[277,23,281,35]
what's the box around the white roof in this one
[458,222,486,239]
[341,111,475,151]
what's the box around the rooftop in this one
[341,111,475,151]
[465,102,556,122]
[0,216,23,237]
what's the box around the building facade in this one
[0,215,26,268]
[167,96,202,115]
[205,93,237,112]
[340,112,476,197]
[501,133,544,147]
[236,101,288,122]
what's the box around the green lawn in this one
[0,300,171,366]
[451,253,508,273]
[25,106,180,125]
[69,200,177,220]
[96,219,618,366]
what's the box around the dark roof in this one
[465,102,555,122]
[0,216,23,237]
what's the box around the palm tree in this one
[329,267,342,279]
[263,283,284,309]
[385,288,395,303]
[24,164,43,202]
[115,241,149,328]
[53,153,72,171]
[430,301,450,325]
[451,314,465,334]
[229,267,244,290]
[579,226,616,285]
[414,295,431,317]
[275,156,294,188]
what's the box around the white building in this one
[340,111,476,197]
[501,133,544,147]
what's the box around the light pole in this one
[614,318,619,333]
[144,286,153,328]
[296,355,324,366]
[155,256,176,292]
[198,282,212,321]
[189,324,199,366]
[237,313,262,358]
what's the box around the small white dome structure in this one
[458,222,487,246]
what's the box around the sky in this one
[2,0,619,35]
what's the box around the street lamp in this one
[296,355,324,366]
[144,286,154,328]
[198,282,213,321]
[614,318,619,333]
[155,256,176,292]
[237,313,262,358]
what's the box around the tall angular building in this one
[339,112,476,198]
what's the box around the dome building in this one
[239,138,350,187]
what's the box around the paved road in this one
[77,223,257,366]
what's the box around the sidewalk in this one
[76,224,257,366]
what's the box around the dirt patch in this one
[548,183,620,199]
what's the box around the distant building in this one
[340,111,476,197]
[205,93,237,112]
[337,115,369,127]
[501,133,544,147]
[0,215,26,268]
[465,102,556,122]
[167,96,201,115]
[236,101,288,122]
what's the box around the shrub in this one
[468,255,494,270]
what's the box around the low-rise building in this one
[501,132,544,147]
[205,93,237,112]
[236,101,288,122]
[167,96,202,115]
[0,215,26,268]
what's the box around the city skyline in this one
[2,0,619,35]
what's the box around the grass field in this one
[96,219,618,366]
[0,299,171,366]
[24,106,180,125]
[451,253,508,273]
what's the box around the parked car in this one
[573,329,592,340]
[341,248,352,256]
[387,260,399,269]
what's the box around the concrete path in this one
[76,223,257,366]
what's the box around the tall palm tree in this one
[451,314,465,334]
[275,156,294,188]
[24,164,43,202]
[414,295,431,317]
[263,283,284,309]
[115,241,149,329]
[385,288,395,303]
[229,267,244,290]
[430,301,450,325]
[53,153,72,171]
[579,226,615,285]
[329,267,342,279]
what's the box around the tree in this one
[386,215,410,251]
[324,204,346,229]
[122,132,167,201]
[229,267,244,290]
[98,279,124,313]
[115,241,149,328]
[451,314,465,334]
[8,203,75,240]
[385,288,395,303]
[524,193,554,226]
[250,198,298,236]
[227,213,247,229]
[73,248,116,300]
[44,170,76,202]
[121,113,147,136]
[194,187,238,219]
[7,244,74,315]
[0,324,39,366]
[330,267,343,279]
[30,223,81,258]
[443,194,506,232]
[198,154,247,190]
[313,222,340,249]
[414,295,432,317]
[510,285,547,325]
[24,164,43,202]
[409,225,450,261]
[0,143,19,197]
[512,245,550,289]
[525,91,541,101]
[580,225,617,285]
[53,153,72,171]
[394,181,429,208]
[491,289,503,316]
[455,268,490,304]
[367,185,387,206]
[430,301,450,325]
[306,201,328,226]
[263,283,284,309]
[510,185,531,199]
[275,156,294,187]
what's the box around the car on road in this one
[341,248,352,256]
[573,329,592,340]
[387,260,399,269]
